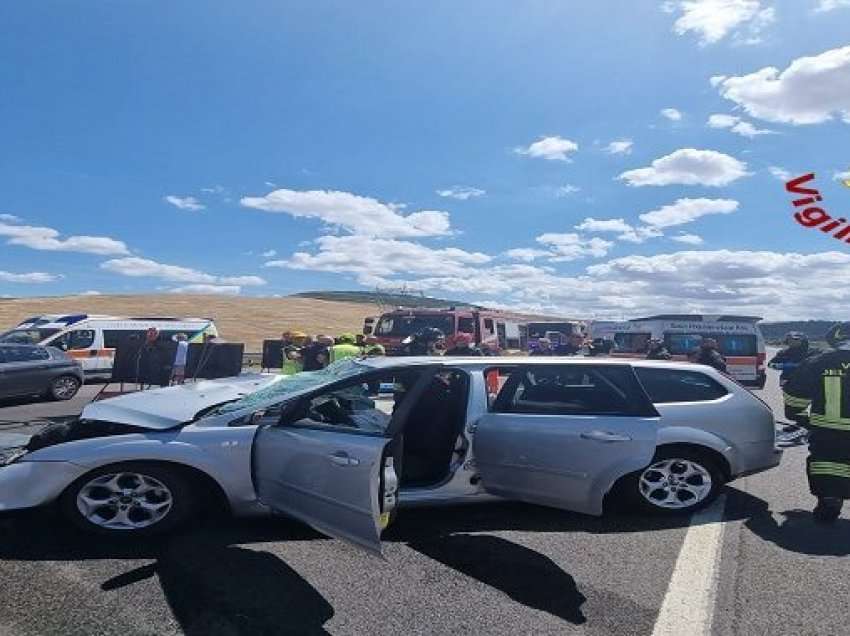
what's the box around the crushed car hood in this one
[0,432,32,449]
[81,374,283,429]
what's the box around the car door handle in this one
[329,451,360,466]
[580,431,632,442]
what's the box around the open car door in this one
[252,365,439,556]
[473,364,659,515]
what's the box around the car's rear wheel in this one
[60,462,195,536]
[47,375,81,401]
[616,447,724,515]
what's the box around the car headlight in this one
[0,447,27,467]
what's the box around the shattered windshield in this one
[211,358,370,416]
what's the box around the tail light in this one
[756,352,766,371]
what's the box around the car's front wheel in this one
[616,447,724,515]
[60,462,195,536]
[47,375,81,401]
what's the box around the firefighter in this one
[769,332,815,387]
[329,333,362,363]
[646,337,672,360]
[400,328,446,356]
[694,338,727,373]
[783,322,850,523]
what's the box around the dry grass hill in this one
[0,294,380,351]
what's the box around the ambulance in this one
[590,314,767,388]
[0,314,218,381]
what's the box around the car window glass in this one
[492,364,650,416]
[635,368,728,403]
[2,346,50,362]
[457,317,475,334]
[283,369,423,435]
[53,329,95,350]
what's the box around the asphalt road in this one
[0,368,847,635]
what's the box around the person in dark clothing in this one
[694,338,727,373]
[646,338,672,360]
[400,328,446,356]
[301,336,332,371]
[770,332,817,387]
[783,322,850,523]
[587,337,614,357]
[444,332,483,356]
[530,338,555,356]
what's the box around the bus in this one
[0,314,218,381]
[364,307,526,354]
[590,314,767,387]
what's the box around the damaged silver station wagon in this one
[0,357,782,554]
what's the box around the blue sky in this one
[2,1,850,319]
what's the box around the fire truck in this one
[363,307,527,354]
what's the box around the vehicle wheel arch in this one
[652,442,731,482]
[655,426,736,479]
[59,459,232,516]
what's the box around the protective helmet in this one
[784,331,807,346]
[338,333,357,345]
[825,323,850,349]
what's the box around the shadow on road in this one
[409,533,587,624]
[102,540,334,635]
[745,509,850,556]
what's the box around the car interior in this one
[283,368,470,489]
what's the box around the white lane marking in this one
[651,495,727,636]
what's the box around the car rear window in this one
[635,367,728,403]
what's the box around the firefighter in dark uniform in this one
[783,322,850,523]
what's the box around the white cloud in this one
[268,235,491,283]
[79,290,102,296]
[707,113,774,137]
[0,270,59,283]
[575,218,663,243]
[261,249,277,258]
[768,166,792,180]
[604,139,634,155]
[671,233,704,244]
[639,198,739,228]
[660,108,683,121]
[835,169,850,185]
[164,195,206,211]
[169,284,242,296]
[504,248,550,262]
[200,185,226,195]
[436,186,486,200]
[815,0,850,11]
[0,214,21,222]
[0,220,129,255]
[618,148,750,186]
[713,45,850,125]
[536,233,613,261]
[555,184,581,197]
[515,136,579,161]
[241,188,451,238]
[100,257,266,287]
[666,0,773,45]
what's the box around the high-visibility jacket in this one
[330,343,362,363]
[783,347,850,498]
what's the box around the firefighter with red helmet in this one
[783,322,850,523]
[444,332,483,356]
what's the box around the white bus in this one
[0,314,218,381]
[590,314,767,388]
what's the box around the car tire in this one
[47,375,81,401]
[615,447,725,515]
[60,462,195,537]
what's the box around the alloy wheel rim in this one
[53,377,78,399]
[638,458,712,509]
[76,472,173,530]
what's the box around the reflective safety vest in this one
[330,343,362,363]
[783,349,850,431]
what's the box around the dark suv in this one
[0,344,83,402]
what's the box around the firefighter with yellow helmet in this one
[783,322,850,523]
